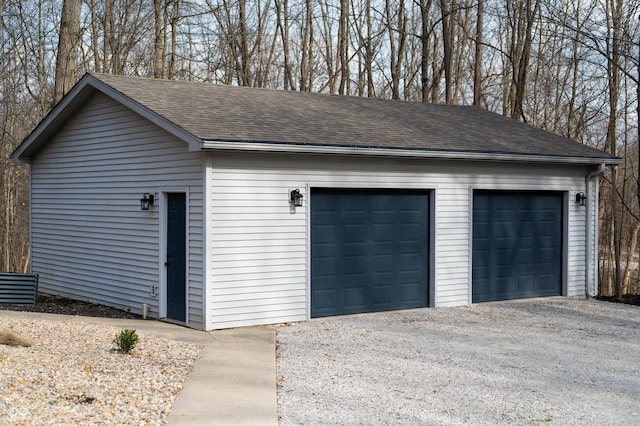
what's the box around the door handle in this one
[165,260,170,266]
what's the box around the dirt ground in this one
[0,293,142,319]
[596,293,640,306]
[1,292,638,320]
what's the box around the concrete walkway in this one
[166,325,278,425]
[0,310,278,425]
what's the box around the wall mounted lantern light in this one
[290,189,303,207]
[140,193,155,210]
[575,192,586,206]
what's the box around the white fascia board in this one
[201,140,622,166]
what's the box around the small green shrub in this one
[113,329,139,354]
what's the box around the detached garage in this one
[12,73,620,330]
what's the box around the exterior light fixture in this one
[290,189,303,207]
[140,193,155,210]
[575,192,586,206]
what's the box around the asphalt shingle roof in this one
[92,73,618,162]
[15,72,620,164]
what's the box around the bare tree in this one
[275,0,294,89]
[54,0,83,103]
[439,0,454,103]
[604,0,624,298]
[299,0,314,91]
[154,0,165,78]
[504,0,541,120]
[3,0,640,290]
[473,0,483,106]
[337,0,350,94]
[418,0,434,102]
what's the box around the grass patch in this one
[0,331,32,347]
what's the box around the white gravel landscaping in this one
[0,317,201,425]
[277,298,640,425]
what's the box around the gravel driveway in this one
[276,298,640,425]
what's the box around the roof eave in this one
[11,73,203,163]
[201,140,623,166]
[11,74,95,163]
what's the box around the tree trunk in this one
[419,0,433,102]
[637,16,640,231]
[154,0,164,78]
[338,0,349,95]
[439,0,453,104]
[386,0,407,99]
[509,0,540,121]
[53,0,82,104]
[89,0,102,72]
[2,166,11,272]
[168,0,180,79]
[473,0,484,106]
[103,0,113,73]
[431,35,440,103]
[622,216,640,295]
[276,0,293,90]
[605,0,623,299]
[239,0,252,86]
[0,0,5,35]
[300,0,313,91]
[365,0,374,97]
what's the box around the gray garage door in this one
[473,191,563,302]
[311,189,429,317]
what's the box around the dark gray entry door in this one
[311,189,429,317]
[472,191,563,302]
[166,193,186,322]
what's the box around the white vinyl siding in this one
[206,152,593,329]
[30,93,206,329]
[569,188,589,297]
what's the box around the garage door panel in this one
[373,254,394,273]
[517,275,534,289]
[494,278,512,298]
[539,248,557,263]
[373,224,394,241]
[400,229,423,244]
[313,289,337,315]
[398,253,421,269]
[538,275,560,292]
[539,236,558,248]
[474,222,490,237]
[473,191,562,303]
[344,287,366,308]
[372,285,394,305]
[518,226,535,237]
[313,225,337,243]
[313,257,337,277]
[311,189,429,317]
[473,237,490,250]
[496,249,514,265]
[344,224,366,242]
[517,236,535,246]
[494,223,512,238]
[398,282,424,301]
[515,248,534,264]
[343,255,366,274]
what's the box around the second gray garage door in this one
[472,191,563,302]
[311,189,430,317]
